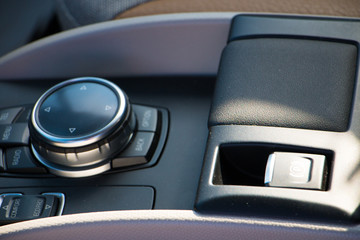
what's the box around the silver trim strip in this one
[0,193,22,209]
[264,153,276,185]
[32,144,111,178]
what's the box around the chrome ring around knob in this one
[29,77,136,177]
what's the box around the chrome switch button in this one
[29,77,135,178]
[265,152,326,190]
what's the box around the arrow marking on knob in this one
[69,128,76,133]
[80,85,87,91]
[105,105,112,111]
[44,107,51,112]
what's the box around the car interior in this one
[0,0,360,239]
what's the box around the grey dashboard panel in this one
[0,13,236,79]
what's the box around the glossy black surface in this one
[38,82,118,138]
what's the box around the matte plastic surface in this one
[0,186,154,215]
[210,38,357,131]
[229,15,360,42]
[0,13,234,79]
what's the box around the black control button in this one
[264,152,326,190]
[112,132,155,168]
[0,194,58,223]
[15,106,33,123]
[133,105,159,132]
[0,123,29,146]
[0,149,4,172]
[5,147,47,173]
[37,82,119,138]
[0,107,22,125]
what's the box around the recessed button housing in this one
[265,152,326,190]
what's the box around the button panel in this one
[0,104,168,176]
[0,193,65,224]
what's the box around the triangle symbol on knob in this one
[69,128,76,133]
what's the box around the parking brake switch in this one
[264,152,326,190]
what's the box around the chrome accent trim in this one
[264,153,276,185]
[31,77,129,148]
[0,193,22,209]
[42,193,65,216]
[32,144,111,178]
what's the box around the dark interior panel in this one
[0,77,215,211]
[210,38,357,131]
[1,10,360,239]
[0,186,154,214]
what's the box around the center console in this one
[196,15,360,222]
[0,13,359,229]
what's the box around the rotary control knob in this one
[29,77,136,178]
